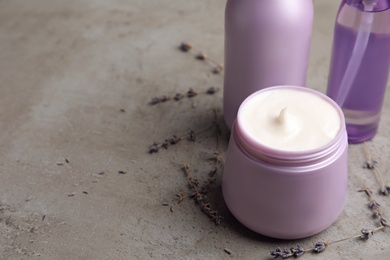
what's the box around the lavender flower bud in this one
[270,247,282,258]
[360,228,374,240]
[282,248,293,258]
[187,88,197,98]
[291,245,305,257]
[369,201,380,209]
[169,135,179,144]
[150,97,161,105]
[174,93,184,101]
[313,242,327,253]
[188,130,196,142]
[206,87,218,95]
[363,160,378,169]
[380,187,389,196]
[179,42,192,52]
[149,142,159,153]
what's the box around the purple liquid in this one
[327,23,390,143]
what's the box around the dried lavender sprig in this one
[148,124,216,153]
[270,226,385,258]
[325,226,385,245]
[175,192,185,204]
[363,142,390,195]
[312,242,328,253]
[201,109,222,193]
[270,187,388,258]
[179,42,192,52]
[182,164,223,225]
[179,42,224,74]
[271,245,306,258]
[174,110,223,225]
[360,228,374,240]
[362,142,378,169]
[359,188,389,227]
[325,228,377,246]
[149,87,220,105]
[150,95,170,105]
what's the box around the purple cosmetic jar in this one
[222,86,348,239]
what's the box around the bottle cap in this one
[346,0,390,12]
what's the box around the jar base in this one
[222,125,349,240]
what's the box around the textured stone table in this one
[0,0,389,259]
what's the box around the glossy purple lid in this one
[346,0,390,12]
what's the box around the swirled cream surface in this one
[238,88,341,151]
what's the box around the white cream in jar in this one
[238,88,341,151]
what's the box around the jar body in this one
[222,124,348,239]
[327,1,390,143]
[223,0,313,129]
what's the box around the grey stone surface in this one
[0,0,389,259]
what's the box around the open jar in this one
[222,86,348,239]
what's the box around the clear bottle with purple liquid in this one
[327,0,390,143]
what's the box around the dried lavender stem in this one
[182,164,222,224]
[326,234,364,246]
[325,226,385,246]
[360,187,389,227]
[361,187,372,198]
[271,186,389,258]
[179,42,224,74]
[362,142,389,195]
[213,109,220,154]
[197,124,217,136]
[188,47,222,68]
[177,110,224,224]
[203,57,223,70]
[202,109,222,191]
[363,142,373,162]
[211,109,221,166]
[373,167,386,189]
[374,226,386,232]
[149,87,219,105]
[272,226,386,258]
[149,124,216,153]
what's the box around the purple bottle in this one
[327,0,390,143]
[223,0,314,129]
